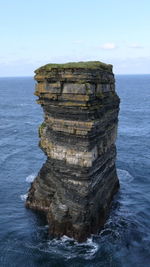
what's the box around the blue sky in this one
[0,0,150,76]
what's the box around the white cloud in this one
[101,43,117,50]
[129,43,144,49]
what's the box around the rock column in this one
[26,61,120,242]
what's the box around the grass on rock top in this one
[35,61,112,73]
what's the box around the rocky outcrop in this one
[26,61,120,242]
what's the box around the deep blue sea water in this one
[0,75,150,267]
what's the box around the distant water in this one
[0,75,150,267]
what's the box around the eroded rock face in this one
[26,61,120,242]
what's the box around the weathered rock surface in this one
[26,61,120,242]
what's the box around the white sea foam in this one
[117,168,134,183]
[26,233,99,260]
[26,173,36,183]
[25,121,33,125]
[45,235,99,259]
[79,237,99,259]
[18,103,32,106]
[20,194,28,201]
[61,235,74,242]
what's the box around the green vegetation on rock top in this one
[35,61,112,73]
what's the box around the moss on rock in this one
[35,61,112,74]
[38,122,46,138]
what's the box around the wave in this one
[20,194,27,201]
[26,235,99,260]
[117,168,134,183]
[47,235,99,259]
[17,103,32,107]
[26,173,36,183]
[0,149,24,167]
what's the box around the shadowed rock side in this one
[26,61,120,242]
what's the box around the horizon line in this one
[0,73,150,78]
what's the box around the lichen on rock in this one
[26,61,120,242]
[35,61,112,74]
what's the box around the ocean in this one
[0,75,150,267]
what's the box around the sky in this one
[0,0,150,76]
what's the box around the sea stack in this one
[26,61,120,242]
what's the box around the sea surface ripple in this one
[0,75,150,266]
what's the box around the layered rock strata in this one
[26,61,120,242]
